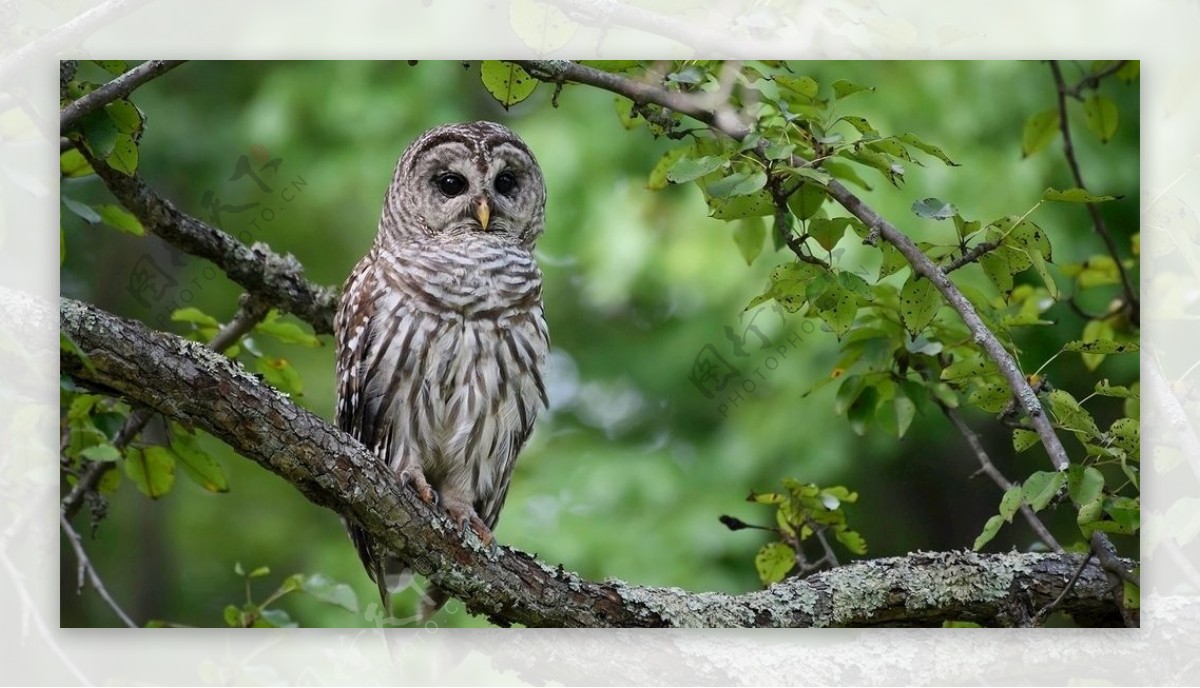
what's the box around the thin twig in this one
[60,60,186,133]
[1033,550,1093,623]
[943,238,1002,273]
[0,551,92,684]
[1064,60,1129,99]
[60,512,137,628]
[1048,60,1139,327]
[942,405,1062,552]
[0,0,152,87]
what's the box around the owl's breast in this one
[385,241,542,318]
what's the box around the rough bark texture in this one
[44,291,1130,627]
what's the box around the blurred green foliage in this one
[60,60,1138,627]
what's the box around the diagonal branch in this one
[941,404,1062,552]
[513,60,1072,473]
[1048,60,1139,327]
[50,293,1130,628]
[77,150,338,334]
[60,512,137,628]
[60,60,186,133]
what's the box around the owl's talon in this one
[399,469,437,505]
[444,504,494,547]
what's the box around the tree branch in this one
[48,293,1129,627]
[60,512,137,628]
[513,60,1073,473]
[941,405,1062,552]
[1048,60,1139,327]
[77,150,338,334]
[60,60,186,133]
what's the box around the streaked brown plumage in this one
[334,121,549,618]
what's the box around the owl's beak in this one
[474,196,491,230]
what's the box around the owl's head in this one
[381,121,546,248]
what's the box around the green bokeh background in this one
[60,60,1139,627]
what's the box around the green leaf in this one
[992,215,1052,261]
[776,75,818,99]
[1063,337,1138,355]
[897,133,959,166]
[732,217,766,265]
[300,573,360,612]
[1021,108,1059,158]
[96,204,144,236]
[171,428,229,493]
[1123,580,1140,609]
[647,148,688,190]
[999,485,1023,523]
[106,133,139,176]
[1082,94,1119,143]
[123,445,175,499]
[952,214,981,240]
[1079,460,1114,504]
[77,109,118,158]
[1022,471,1066,511]
[980,251,1015,296]
[62,197,101,224]
[899,274,939,334]
[249,565,271,578]
[968,380,1011,413]
[807,217,851,251]
[172,307,220,328]
[257,608,297,628]
[832,79,873,100]
[479,61,539,108]
[788,183,826,220]
[666,155,726,183]
[257,356,304,395]
[878,243,908,280]
[93,60,128,75]
[834,375,866,416]
[835,529,868,555]
[755,542,796,585]
[839,116,879,137]
[708,190,775,220]
[973,514,1005,551]
[60,148,95,177]
[1108,417,1139,458]
[811,279,858,339]
[1047,389,1102,438]
[223,604,242,627]
[823,161,873,191]
[911,197,957,220]
[1012,429,1038,453]
[707,170,767,197]
[105,99,143,134]
[1094,380,1138,399]
[256,316,322,347]
[81,443,121,463]
[940,354,997,381]
[846,385,878,435]
[1043,187,1118,203]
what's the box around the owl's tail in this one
[418,584,451,621]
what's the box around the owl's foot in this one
[443,501,494,548]
[399,468,437,505]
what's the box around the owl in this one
[334,121,549,618]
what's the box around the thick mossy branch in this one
[47,292,1128,627]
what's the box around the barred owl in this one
[334,121,549,618]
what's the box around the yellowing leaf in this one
[1082,94,1119,143]
[124,446,175,499]
[1022,108,1059,158]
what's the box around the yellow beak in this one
[475,197,491,230]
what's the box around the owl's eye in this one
[435,173,467,197]
[494,171,518,196]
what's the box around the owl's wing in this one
[334,256,378,443]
